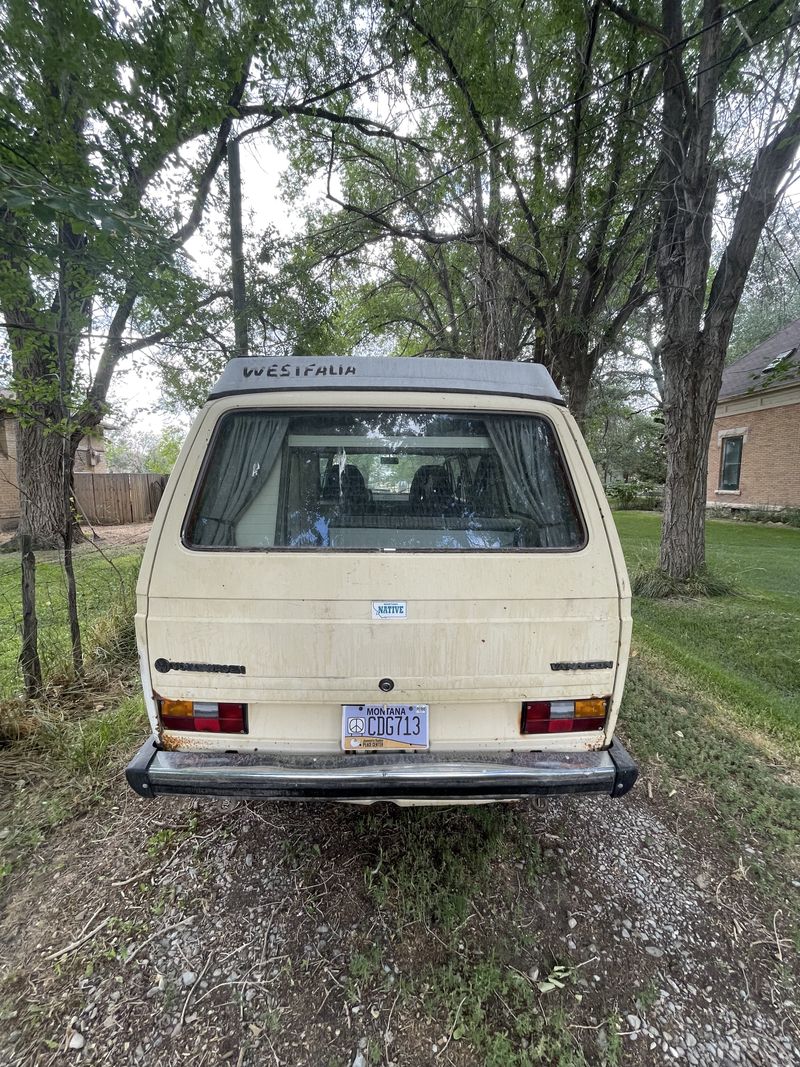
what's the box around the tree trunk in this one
[16,421,70,549]
[557,333,593,428]
[565,367,591,428]
[658,338,723,579]
[228,136,248,358]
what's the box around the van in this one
[126,356,637,804]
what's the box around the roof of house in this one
[209,356,565,404]
[720,318,800,401]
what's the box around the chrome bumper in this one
[126,737,638,802]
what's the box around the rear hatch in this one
[140,393,628,752]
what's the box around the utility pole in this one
[228,136,248,357]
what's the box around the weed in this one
[360,805,539,932]
[635,979,659,1013]
[418,955,585,1066]
[146,828,177,858]
[537,962,574,994]
[365,1037,382,1062]
[348,945,382,985]
[345,944,385,1002]
[261,1007,282,1034]
[602,1013,623,1066]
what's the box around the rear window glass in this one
[185,411,584,551]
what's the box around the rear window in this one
[185,410,584,551]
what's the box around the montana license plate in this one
[342,704,429,752]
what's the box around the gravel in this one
[0,786,797,1066]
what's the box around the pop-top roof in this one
[208,356,564,404]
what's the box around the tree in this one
[584,378,665,486]
[105,425,184,475]
[621,0,800,580]
[283,0,662,423]
[0,0,405,693]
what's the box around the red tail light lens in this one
[159,700,248,734]
[521,698,608,734]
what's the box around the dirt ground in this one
[0,524,152,552]
[0,757,797,1067]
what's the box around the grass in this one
[631,564,736,599]
[414,955,586,1067]
[615,512,800,899]
[0,694,147,883]
[0,543,142,701]
[359,804,540,931]
[617,512,800,755]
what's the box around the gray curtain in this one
[487,417,573,547]
[194,414,289,546]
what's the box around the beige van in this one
[126,356,637,804]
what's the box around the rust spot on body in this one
[159,731,209,751]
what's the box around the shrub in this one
[607,481,664,511]
[706,506,800,528]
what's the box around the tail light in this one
[159,699,248,734]
[521,697,608,734]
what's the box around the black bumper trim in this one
[125,737,638,802]
[125,737,158,798]
[609,737,639,797]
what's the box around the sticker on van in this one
[372,601,407,620]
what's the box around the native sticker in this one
[371,601,407,620]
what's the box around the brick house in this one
[706,319,800,511]
[0,392,108,530]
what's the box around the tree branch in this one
[600,0,668,44]
[117,290,231,355]
[238,103,428,151]
[397,4,545,258]
[704,81,800,338]
[170,63,252,247]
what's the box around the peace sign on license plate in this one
[341,704,429,752]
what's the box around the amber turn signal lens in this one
[574,697,607,719]
[160,699,194,718]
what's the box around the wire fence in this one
[0,528,147,703]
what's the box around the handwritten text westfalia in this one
[242,363,357,379]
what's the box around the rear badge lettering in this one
[154,658,246,675]
[372,601,407,620]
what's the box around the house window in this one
[719,435,743,491]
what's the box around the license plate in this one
[342,704,429,752]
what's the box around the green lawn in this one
[615,512,800,901]
[615,511,800,753]
[0,545,142,699]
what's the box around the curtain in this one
[486,417,575,547]
[193,414,289,546]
